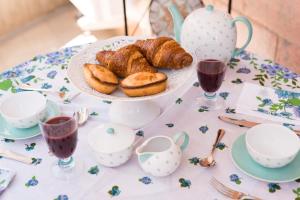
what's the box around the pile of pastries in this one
[83,37,193,97]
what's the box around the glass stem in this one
[204,92,216,100]
[58,156,75,170]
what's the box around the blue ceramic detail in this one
[168,3,184,43]
[139,153,153,163]
[106,128,115,134]
[231,16,253,57]
[173,132,189,151]
[0,101,60,140]
[206,5,214,11]
[231,134,300,182]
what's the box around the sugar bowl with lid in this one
[88,123,139,167]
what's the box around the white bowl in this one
[0,92,47,128]
[246,123,300,168]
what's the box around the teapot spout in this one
[168,3,184,43]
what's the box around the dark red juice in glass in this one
[43,116,77,159]
[197,59,226,93]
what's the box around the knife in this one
[0,148,33,165]
[218,115,300,136]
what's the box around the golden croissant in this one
[135,37,193,69]
[96,45,156,78]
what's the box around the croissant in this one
[135,37,193,69]
[96,45,157,78]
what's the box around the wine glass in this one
[39,114,82,180]
[197,59,226,110]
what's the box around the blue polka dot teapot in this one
[168,4,253,63]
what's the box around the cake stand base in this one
[109,101,161,129]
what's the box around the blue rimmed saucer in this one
[231,134,300,183]
[0,101,60,140]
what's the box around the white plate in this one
[67,36,195,102]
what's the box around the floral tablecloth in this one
[0,44,300,200]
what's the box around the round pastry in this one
[83,63,118,94]
[121,72,167,97]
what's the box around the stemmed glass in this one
[39,114,81,180]
[197,59,226,110]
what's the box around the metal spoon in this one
[15,82,66,98]
[200,129,225,167]
[15,82,81,101]
[75,107,89,126]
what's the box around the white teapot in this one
[169,4,253,63]
[136,132,189,177]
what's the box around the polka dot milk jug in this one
[169,4,253,63]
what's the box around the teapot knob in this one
[206,5,214,12]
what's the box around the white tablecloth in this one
[0,45,299,200]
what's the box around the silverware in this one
[75,107,89,126]
[211,177,262,200]
[15,82,66,98]
[15,82,81,102]
[218,115,300,136]
[0,148,32,165]
[200,129,225,167]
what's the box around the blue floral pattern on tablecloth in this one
[0,44,299,199]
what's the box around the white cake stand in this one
[67,36,194,129]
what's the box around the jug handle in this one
[173,132,189,151]
[231,16,253,58]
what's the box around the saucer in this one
[231,134,300,183]
[0,101,60,140]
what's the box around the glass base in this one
[198,92,225,110]
[51,157,84,180]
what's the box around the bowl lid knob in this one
[206,5,214,12]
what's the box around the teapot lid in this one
[88,123,135,153]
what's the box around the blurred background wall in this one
[0,0,68,36]
[0,0,299,73]
[204,0,300,73]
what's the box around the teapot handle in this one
[173,132,189,151]
[231,16,253,57]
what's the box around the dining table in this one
[0,41,299,200]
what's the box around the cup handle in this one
[173,132,189,151]
[231,16,253,57]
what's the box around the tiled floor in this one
[0,3,151,72]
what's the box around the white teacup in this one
[0,92,47,128]
[246,123,300,168]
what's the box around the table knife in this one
[0,148,32,165]
[218,115,300,136]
